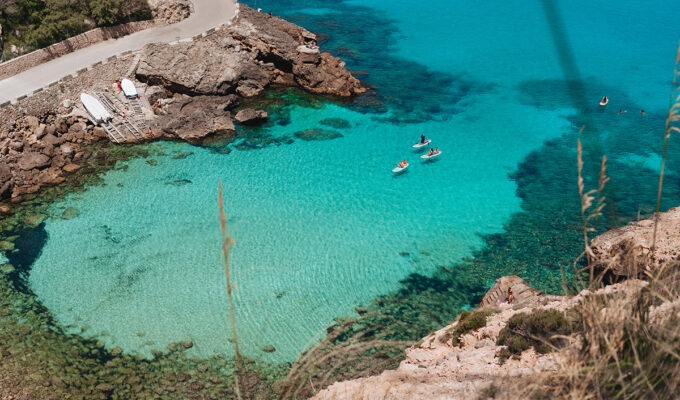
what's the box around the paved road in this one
[0,0,237,104]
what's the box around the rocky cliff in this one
[312,209,680,400]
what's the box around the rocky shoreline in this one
[0,6,365,398]
[0,4,363,206]
[311,209,680,399]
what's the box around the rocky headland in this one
[0,4,364,205]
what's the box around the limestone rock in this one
[148,0,192,24]
[19,152,50,170]
[158,96,235,142]
[137,41,258,96]
[136,5,363,98]
[145,85,169,104]
[591,207,680,278]
[234,108,268,125]
[479,276,542,307]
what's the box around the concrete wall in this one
[0,21,158,81]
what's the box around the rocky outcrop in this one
[155,96,236,143]
[234,108,268,125]
[480,275,542,307]
[136,5,364,98]
[0,4,362,202]
[148,0,192,24]
[591,207,680,278]
[312,279,645,400]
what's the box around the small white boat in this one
[80,93,112,123]
[599,98,609,106]
[121,78,138,98]
[392,164,409,173]
[412,140,431,148]
[421,151,442,160]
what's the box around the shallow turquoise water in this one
[15,0,680,362]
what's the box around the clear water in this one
[17,0,680,362]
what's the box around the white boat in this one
[121,79,138,98]
[421,151,442,159]
[80,93,112,123]
[412,139,431,148]
[392,164,409,173]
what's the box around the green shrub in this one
[496,309,574,362]
[450,310,494,345]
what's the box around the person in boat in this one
[601,96,608,104]
[420,132,426,144]
[434,147,439,154]
[427,148,434,156]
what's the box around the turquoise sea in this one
[6,0,680,363]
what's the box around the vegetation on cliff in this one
[0,0,151,60]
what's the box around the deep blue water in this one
[4,0,678,362]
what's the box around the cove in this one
[16,0,680,365]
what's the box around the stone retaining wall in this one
[0,21,158,81]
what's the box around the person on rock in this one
[507,287,514,304]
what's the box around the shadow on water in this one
[5,223,48,294]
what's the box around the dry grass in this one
[519,263,680,399]
[652,40,680,250]
[276,309,415,400]
[518,42,680,399]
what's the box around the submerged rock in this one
[61,207,80,220]
[319,118,351,129]
[0,241,15,251]
[172,151,194,159]
[294,128,343,141]
[24,214,47,227]
[262,345,276,353]
[165,179,191,186]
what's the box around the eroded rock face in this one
[591,207,680,278]
[136,5,364,98]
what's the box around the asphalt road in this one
[0,0,237,104]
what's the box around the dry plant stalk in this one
[576,133,609,285]
[652,40,680,250]
[218,181,243,400]
[277,308,415,400]
[523,263,680,399]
